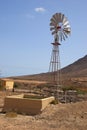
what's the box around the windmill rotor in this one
[50,12,71,43]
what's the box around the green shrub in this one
[13,83,18,88]
[76,89,87,95]
[50,99,58,105]
[0,81,4,90]
[62,86,75,91]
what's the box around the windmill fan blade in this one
[64,27,70,31]
[50,18,58,25]
[63,31,68,38]
[50,22,57,27]
[62,32,65,41]
[63,21,69,26]
[61,14,65,22]
[62,32,67,41]
[53,13,62,23]
[62,17,68,25]
[50,17,58,24]
[53,13,59,22]
[60,32,65,41]
[64,28,71,34]
[62,33,66,41]
[57,13,62,23]
[50,27,55,31]
[63,24,70,28]
[52,30,57,35]
[59,13,62,22]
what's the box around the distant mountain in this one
[9,55,87,88]
[12,55,87,80]
[61,55,87,77]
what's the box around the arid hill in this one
[61,55,87,77]
[10,55,87,89]
[11,55,87,80]
[61,55,87,88]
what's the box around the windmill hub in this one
[57,26,61,30]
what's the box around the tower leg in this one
[49,42,61,99]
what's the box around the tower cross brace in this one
[49,34,61,86]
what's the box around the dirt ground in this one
[0,91,87,130]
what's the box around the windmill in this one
[49,13,71,92]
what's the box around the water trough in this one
[3,94,55,115]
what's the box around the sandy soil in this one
[0,91,87,130]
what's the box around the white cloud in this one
[35,7,46,13]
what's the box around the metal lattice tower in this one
[49,34,61,85]
[49,12,71,88]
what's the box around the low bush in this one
[5,112,17,118]
[50,99,58,105]
[13,83,19,88]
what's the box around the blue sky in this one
[0,0,87,77]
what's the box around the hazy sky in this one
[0,0,87,77]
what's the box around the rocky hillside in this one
[9,55,87,89]
[12,55,87,80]
[61,55,87,77]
